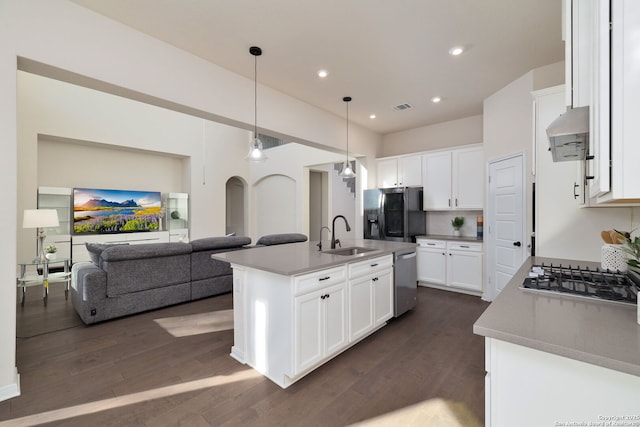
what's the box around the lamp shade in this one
[23,209,59,228]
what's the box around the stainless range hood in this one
[545,106,589,162]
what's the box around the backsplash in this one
[426,211,484,238]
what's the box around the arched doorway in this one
[226,176,246,236]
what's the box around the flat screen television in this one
[73,188,162,234]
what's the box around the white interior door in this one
[486,154,526,301]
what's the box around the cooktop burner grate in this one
[522,263,638,304]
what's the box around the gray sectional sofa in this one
[71,236,251,324]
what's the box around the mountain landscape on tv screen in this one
[73,188,162,234]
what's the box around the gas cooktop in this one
[521,263,638,305]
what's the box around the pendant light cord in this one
[254,52,258,139]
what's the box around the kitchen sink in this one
[322,246,377,256]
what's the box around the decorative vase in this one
[45,253,57,261]
[453,229,461,237]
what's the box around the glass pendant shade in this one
[339,161,355,178]
[246,135,268,162]
[339,96,355,178]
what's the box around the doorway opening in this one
[309,170,329,241]
[226,176,247,236]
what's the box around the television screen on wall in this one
[73,188,162,234]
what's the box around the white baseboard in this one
[0,368,20,402]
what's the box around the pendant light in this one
[245,46,268,162]
[339,96,355,178]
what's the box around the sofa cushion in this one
[255,233,307,246]
[190,236,251,252]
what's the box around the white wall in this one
[1,0,382,398]
[381,115,483,157]
[17,71,251,262]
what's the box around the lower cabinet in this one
[294,283,347,374]
[348,255,394,342]
[417,239,483,294]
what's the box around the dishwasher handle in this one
[398,252,416,260]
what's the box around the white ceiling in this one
[71,0,564,135]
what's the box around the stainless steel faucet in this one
[331,215,351,249]
[317,226,331,251]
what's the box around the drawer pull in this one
[427,243,436,246]
[318,276,331,281]
[370,263,379,267]
[460,245,470,248]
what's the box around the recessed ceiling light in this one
[449,46,464,56]
[317,69,328,78]
[369,114,376,119]
[431,96,442,103]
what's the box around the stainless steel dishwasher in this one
[394,248,417,317]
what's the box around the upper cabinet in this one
[376,155,423,188]
[423,146,484,210]
[567,0,640,204]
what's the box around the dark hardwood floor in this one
[2,285,490,426]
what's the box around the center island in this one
[211,238,416,388]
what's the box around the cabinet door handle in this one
[573,182,579,199]
[372,277,378,282]
[442,252,445,256]
[448,199,451,207]
[455,198,458,207]
[427,243,436,246]
[370,263,378,267]
[318,276,330,281]
[460,245,469,248]
[449,253,452,256]
[325,294,330,299]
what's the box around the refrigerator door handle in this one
[380,192,386,240]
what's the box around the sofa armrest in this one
[72,262,107,301]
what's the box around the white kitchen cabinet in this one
[348,255,393,342]
[484,338,640,427]
[416,240,446,285]
[295,283,347,374]
[417,238,483,295]
[423,146,484,210]
[377,155,423,188]
[567,0,640,204]
[447,243,483,292]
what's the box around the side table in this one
[17,258,71,307]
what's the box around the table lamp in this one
[23,209,59,262]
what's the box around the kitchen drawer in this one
[447,242,482,252]
[417,239,446,249]
[348,255,393,278]
[294,265,347,295]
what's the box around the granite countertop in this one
[211,239,417,276]
[474,256,640,377]
[416,234,483,243]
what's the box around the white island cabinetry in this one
[294,266,348,375]
[219,242,408,389]
[348,255,393,342]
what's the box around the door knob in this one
[513,241,521,247]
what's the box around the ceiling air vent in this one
[392,103,413,111]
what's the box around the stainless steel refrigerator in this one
[363,187,426,242]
